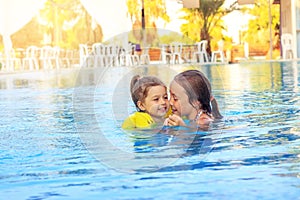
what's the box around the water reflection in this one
[1,63,299,158]
[0,61,298,92]
[0,62,299,199]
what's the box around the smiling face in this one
[169,80,198,120]
[138,85,169,122]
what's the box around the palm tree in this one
[180,0,238,55]
[126,0,170,44]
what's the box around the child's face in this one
[138,85,169,121]
[169,80,198,120]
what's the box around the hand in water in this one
[164,114,186,127]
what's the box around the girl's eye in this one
[153,98,159,101]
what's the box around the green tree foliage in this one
[243,0,280,58]
[180,0,238,54]
[126,0,170,44]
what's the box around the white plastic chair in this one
[211,40,226,63]
[5,48,22,71]
[119,44,139,66]
[140,46,150,65]
[193,41,209,63]
[79,44,93,67]
[22,46,39,70]
[105,44,120,67]
[60,49,74,68]
[131,44,140,66]
[170,42,183,64]
[51,46,61,69]
[92,43,105,67]
[39,46,55,69]
[281,33,293,59]
[160,44,172,64]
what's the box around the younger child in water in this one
[122,75,170,130]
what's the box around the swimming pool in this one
[0,61,299,199]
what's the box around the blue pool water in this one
[0,61,299,199]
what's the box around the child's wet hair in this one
[130,75,167,111]
[174,70,222,119]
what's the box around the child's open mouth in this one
[158,106,167,113]
[171,108,178,114]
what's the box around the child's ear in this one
[137,101,146,111]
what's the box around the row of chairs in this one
[0,46,78,71]
[1,34,293,72]
[0,41,225,71]
[281,33,294,59]
[79,43,150,68]
[160,40,226,64]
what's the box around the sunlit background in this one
[0,0,281,63]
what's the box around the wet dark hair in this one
[130,75,166,111]
[174,70,222,119]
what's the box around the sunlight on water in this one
[0,62,299,199]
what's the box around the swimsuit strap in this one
[194,110,213,122]
[194,110,203,122]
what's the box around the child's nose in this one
[159,98,166,104]
[169,98,174,105]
